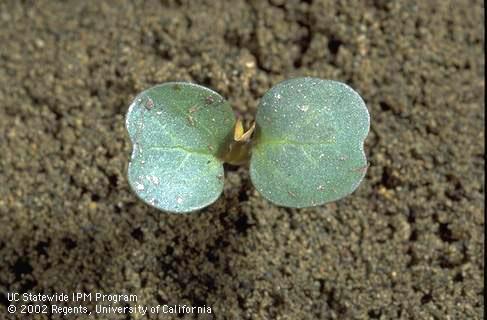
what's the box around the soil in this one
[0,0,484,319]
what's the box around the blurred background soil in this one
[0,0,484,319]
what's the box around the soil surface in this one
[0,1,484,319]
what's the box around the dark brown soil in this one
[0,1,484,319]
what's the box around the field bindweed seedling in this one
[126,77,370,213]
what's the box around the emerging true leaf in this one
[126,82,235,213]
[234,118,256,142]
[250,77,370,208]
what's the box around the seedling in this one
[126,77,370,213]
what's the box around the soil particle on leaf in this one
[0,0,484,319]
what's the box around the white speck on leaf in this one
[176,196,183,204]
[147,175,159,185]
[135,182,145,191]
[145,97,154,110]
[298,105,309,112]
